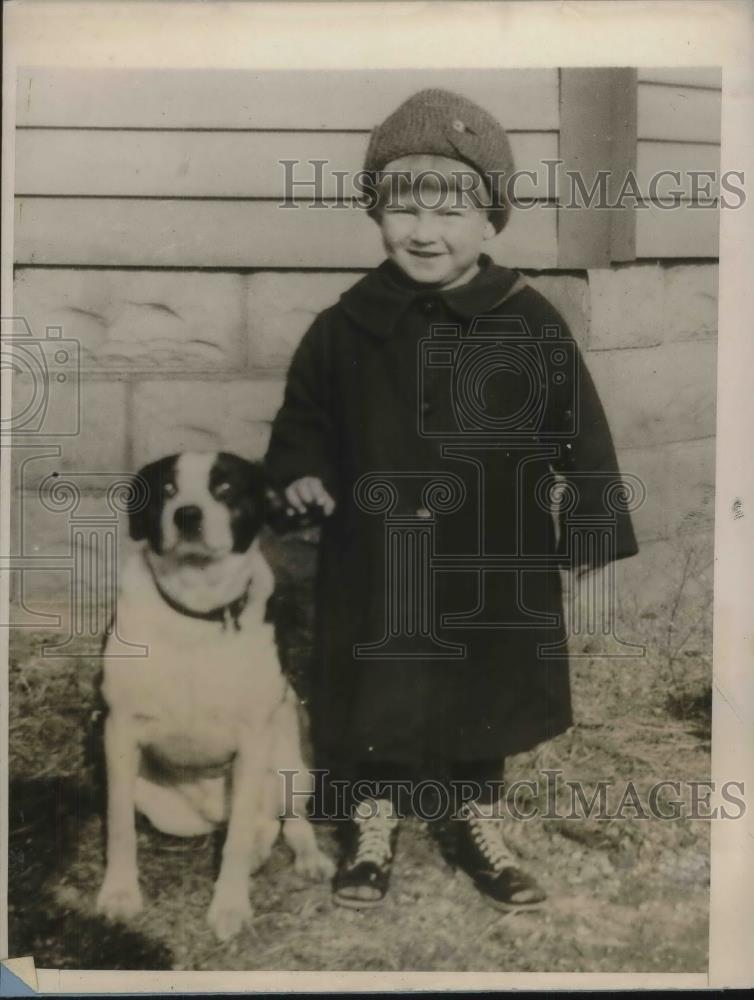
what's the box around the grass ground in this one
[7,548,712,973]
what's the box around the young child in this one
[265,89,638,909]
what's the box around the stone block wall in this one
[9,261,717,629]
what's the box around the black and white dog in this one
[96,452,333,941]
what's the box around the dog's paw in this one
[207,889,253,941]
[294,847,336,881]
[96,878,143,921]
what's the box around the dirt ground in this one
[7,553,713,974]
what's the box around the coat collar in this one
[339,254,526,338]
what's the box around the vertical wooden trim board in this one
[558,68,638,267]
[608,69,638,262]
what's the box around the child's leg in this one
[332,761,405,908]
[452,757,506,807]
[446,758,546,910]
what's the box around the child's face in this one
[375,155,496,289]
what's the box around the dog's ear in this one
[264,483,327,535]
[214,453,263,490]
[265,484,310,535]
[127,456,177,542]
[264,485,288,527]
[127,469,152,541]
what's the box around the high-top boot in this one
[455,800,546,909]
[333,798,400,908]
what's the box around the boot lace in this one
[460,802,516,872]
[350,798,398,869]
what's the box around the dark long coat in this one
[265,255,638,773]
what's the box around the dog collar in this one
[149,568,252,632]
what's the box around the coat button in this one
[416,507,432,519]
[419,298,436,314]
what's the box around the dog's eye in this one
[162,482,177,498]
[214,482,231,499]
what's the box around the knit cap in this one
[363,88,515,231]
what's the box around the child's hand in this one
[285,477,336,517]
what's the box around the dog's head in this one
[127,452,267,562]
